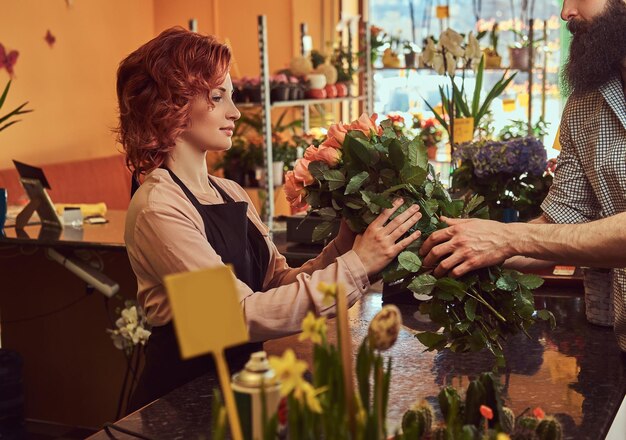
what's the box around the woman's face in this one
[182,73,241,153]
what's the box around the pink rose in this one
[315,145,342,166]
[323,122,349,149]
[304,145,319,161]
[303,145,341,167]
[284,171,308,209]
[293,158,315,186]
[347,113,383,138]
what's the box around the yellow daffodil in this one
[268,349,308,396]
[318,282,338,306]
[368,305,403,351]
[293,382,327,414]
[496,434,511,440]
[298,311,327,345]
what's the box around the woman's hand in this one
[352,199,422,277]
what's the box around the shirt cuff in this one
[338,250,370,294]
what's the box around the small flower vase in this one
[404,51,416,68]
[272,161,284,187]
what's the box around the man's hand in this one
[419,216,515,278]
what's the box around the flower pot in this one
[305,88,327,99]
[509,47,530,71]
[270,84,290,102]
[335,82,348,97]
[427,145,438,160]
[245,86,262,103]
[289,84,303,100]
[272,161,284,187]
[324,84,337,98]
[404,51,416,68]
[484,52,502,69]
[582,268,614,326]
[306,73,327,89]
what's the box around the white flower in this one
[121,306,138,326]
[465,32,483,71]
[445,52,457,77]
[440,28,464,58]
[422,38,438,65]
[107,303,151,353]
[432,52,446,75]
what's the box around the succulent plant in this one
[535,417,562,440]
[500,407,516,433]
[401,400,434,438]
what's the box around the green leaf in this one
[344,134,372,166]
[322,169,345,191]
[408,137,428,169]
[398,251,422,273]
[416,332,448,350]
[464,297,477,321]
[361,190,394,211]
[317,207,337,220]
[388,139,405,171]
[472,56,485,117]
[0,81,11,109]
[463,194,485,217]
[312,221,335,242]
[424,97,449,133]
[400,165,428,186]
[344,171,370,195]
[308,161,329,180]
[495,275,518,292]
[537,309,557,329]
[408,273,437,297]
[513,272,544,290]
[436,277,467,300]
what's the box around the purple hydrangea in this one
[454,136,547,178]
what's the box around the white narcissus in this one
[439,28,465,58]
[431,52,446,76]
[422,38,438,65]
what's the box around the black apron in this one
[127,169,270,412]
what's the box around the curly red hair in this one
[116,27,231,176]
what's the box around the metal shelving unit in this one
[255,15,372,232]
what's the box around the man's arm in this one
[503,214,556,271]
[420,212,626,277]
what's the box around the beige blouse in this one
[124,168,370,342]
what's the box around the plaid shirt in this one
[541,76,626,349]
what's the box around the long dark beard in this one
[562,0,626,96]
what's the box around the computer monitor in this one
[13,160,63,231]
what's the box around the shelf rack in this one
[254,15,372,232]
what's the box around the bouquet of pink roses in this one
[284,113,554,366]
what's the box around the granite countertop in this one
[88,287,626,439]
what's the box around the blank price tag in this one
[553,265,576,276]
[502,98,516,112]
[552,126,561,151]
[453,117,474,143]
[436,5,450,19]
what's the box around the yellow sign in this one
[453,117,474,143]
[502,98,516,112]
[164,265,248,359]
[164,265,248,440]
[436,5,450,19]
[518,92,529,108]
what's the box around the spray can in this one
[232,351,282,440]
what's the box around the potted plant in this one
[422,28,516,146]
[369,25,386,65]
[241,76,261,103]
[414,115,445,160]
[331,45,357,96]
[451,136,550,223]
[0,80,32,132]
[270,73,290,102]
[509,29,544,71]
[382,35,401,68]
[403,40,417,68]
[483,23,502,69]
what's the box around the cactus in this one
[500,407,515,433]
[517,416,539,431]
[464,380,486,426]
[535,417,562,440]
[511,427,539,440]
[430,424,450,440]
[402,401,434,438]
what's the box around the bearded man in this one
[420,0,626,349]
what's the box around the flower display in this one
[107,301,151,356]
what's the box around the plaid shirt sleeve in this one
[541,104,601,224]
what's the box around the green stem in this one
[467,289,506,322]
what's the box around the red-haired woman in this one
[119,27,422,410]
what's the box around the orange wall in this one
[0,0,154,169]
[0,0,333,171]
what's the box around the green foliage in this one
[0,80,33,132]
[303,119,554,367]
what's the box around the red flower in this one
[533,407,545,420]
[0,43,19,77]
[480,405,494,420]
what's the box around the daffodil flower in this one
[293,382,327,414]
[298,311,327,345]
[368,305,402,351]
[318,282,338,306]
[269,349,308,396]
